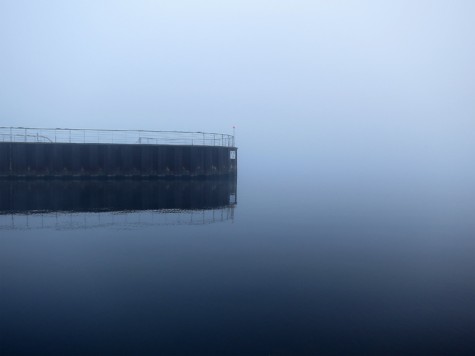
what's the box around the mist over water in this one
[1,1,474,354]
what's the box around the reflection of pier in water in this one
[0,179,236,230]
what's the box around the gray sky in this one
[1,1,474,177]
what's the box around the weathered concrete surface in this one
[0,142,237,178]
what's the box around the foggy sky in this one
[1,1,474,178]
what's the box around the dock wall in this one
[0,142,237,179]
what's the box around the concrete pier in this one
[0,128,237,179]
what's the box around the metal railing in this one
[0,127,235,147]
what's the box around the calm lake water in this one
[1,169,474,355]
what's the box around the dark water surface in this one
[1,171,474,355]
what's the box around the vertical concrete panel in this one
[204,147,212,175]
[225,148,231,174]
[146,147,153,175]
[2,142,236,178]
[105,144,119,176]
[122,145,133,175]
[9,144,18,174]
[182,146,191,174]
[62,144,73,174]
[70,145,80,174]
[133,146,141,175]
[25,143,34,175]
[12,144,27,174]
[190,147,203,176]
[198,147,205,176]
[216,148,224,174]
[43,144,53,175]
[150,146,158,175]
[158,145,166,175]
[112,145,120,176]
[141,146,150,176]
[104,144,112,175]
[165,146,174,173]
[175,147,183,175]
[52,144,61,173]
[0,143,11,175]
[163,146,170,175]
[210,147,218,175]
[153,146,160,175]
[34,144,46,174]
[157,146,164,174]
[99,145,107,176]
[88,145,98,175]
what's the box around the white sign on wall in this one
[230,151,236,159]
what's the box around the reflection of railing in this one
[0,207,235,231]
[0,127,235,147]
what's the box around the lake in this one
[1,168,474,355]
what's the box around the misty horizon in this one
[1,1,474,355]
